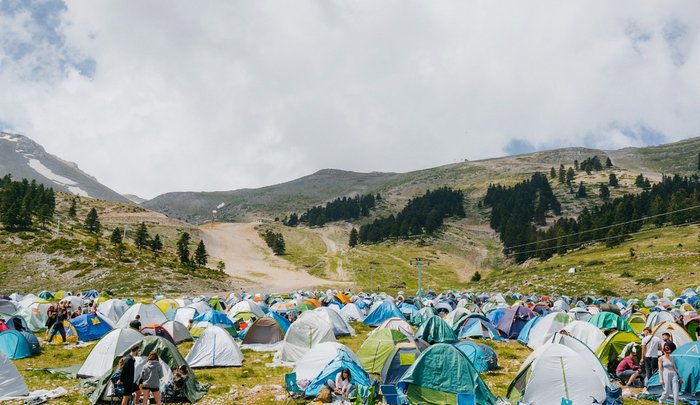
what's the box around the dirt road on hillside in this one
[199,222,345,293]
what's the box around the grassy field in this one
[478,223,700,297]
[10,322,646,405]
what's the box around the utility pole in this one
[368,261,379,293]
[409,258,432,296]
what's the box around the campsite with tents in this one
[1,288,699,405]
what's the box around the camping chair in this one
[457,392,475,405]
[284,372,305,404]
[380,385,408,405]
[354,384,375,405]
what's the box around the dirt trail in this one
[312,225,349,280]
[199,222,345,293]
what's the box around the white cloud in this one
[1,1,700,199]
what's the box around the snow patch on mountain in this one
[217,202,226,209]
[0,134,19,142]
[26,158,89,197]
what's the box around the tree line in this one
[284,193,379,227]
[263,230,286,255]
[354,187,465,244]
[0,175,56,230]
[486,172,700,262]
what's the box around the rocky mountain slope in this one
[0,132,130,203]
[143,137,700,223]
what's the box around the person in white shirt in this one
[641,327,663,385]
[327,368,353,401]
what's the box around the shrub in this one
[471,271,482,282]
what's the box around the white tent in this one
[276,311,336,364]
[172,307,198,326]
[0,352,29,399]
[78,328,144,378]
[568,307,592,322]
[645,311,676,329]
[527,312,573,350]
[115,303,167,329]
[227,299,265,321]
[561,321,606,351]
[186,325,243,368]
[652,320,693,348]
[186,301,213,315]
[444,307,471,327]
[161,321,193,344]
[313,307,355,337]
[509,341,612,404]
[294,342,360,381]
[97,299,129,324]
[339,303,365,322]
[369,317,414,336]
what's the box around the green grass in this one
[478,223,700,296]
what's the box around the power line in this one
[504,203,700,250]
[504,219,700,258]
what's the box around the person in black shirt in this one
[129,315,142,330]
[661,332,677,352]
[118,345,141,405]
[47,308,67,343]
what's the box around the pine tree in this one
[697,152,700,171]
[37,204,52,227]
[599,184,610,200]
[566,167,576,184]
[176,232,191,265]
[272,236,286,255]
[576,182,587,198]
[609,173,619,188]
[150,234,163,254]
[194,240,208,266]
[110,227,123,244]
[550,167,556,178]
[558,165,566,183]
[605,157,613,168]
[134,222,149,250]
[634,174,645,188]
[349,228,358,247]
[68,198,77,217]
[574,160,579,171]
[84,208,101,234]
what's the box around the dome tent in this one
[190,310,237,338]
[357,329,409,373]
[526,312,573,350]
[380,343,421,385]
[161,320,193,344]
[507,341,618,405]
[398,343,497,405]
[646,341,700,401]
[363,300,405,326]
[496,304,536,339]
[312,307,355,337]
[0,351,29,399]
[115,303,167,329]
[294,342,360,382]
[453,340,498,372]
[304,351,372,398]
[414,316,457,344]
[588,312,633,333]
[561,320,606,351]
[69,313,113,341]
[241,316,286,348]
[339,302,365,322]
[88,336,208,404]
[78,328,144,378]
[276,310,336,364]
[0,330,39,359]
[454,314,503,340]
[186,325,243,367]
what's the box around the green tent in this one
[415,316,457,344]
[627,312,647,335]
[594,331,640,368]
[357,329,409,373]
[398,343,497,405]
[587,312,633,333]
[88,336,208,404]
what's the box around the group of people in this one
[613,327,684,405]
[45,299,97,343]
[112,345,189,405]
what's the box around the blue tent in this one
[516,316,542,345]
[496,304,536,339]
[486,308,506,326]
[399,302,420,318]
[0,330,33,359]
[69,313,113,341]
[380,344,421,385]
[304,351,373,397]
[268,310,291,334]
[193,310,234,326]
[84,290,100,300]
[455,314,503,341]
[453,341,498,372]
[647,342,700,400]
[364,300,405,326]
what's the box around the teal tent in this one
[587,312,633,333]
[647,341,700,400]
[398,343,497,405]
[414,316,457,344]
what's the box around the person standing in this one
[140,352,164,405]
[48,307,68,344]
[118,346,141,405]
[641,327,663,385]
[658,343,682,405]
[661,332,677,353]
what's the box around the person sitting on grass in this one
[327,368,353,401]
[616,352,642,387]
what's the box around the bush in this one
[471,271,482,282]
[620,270,633,278]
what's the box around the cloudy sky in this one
[1,1,699,199]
